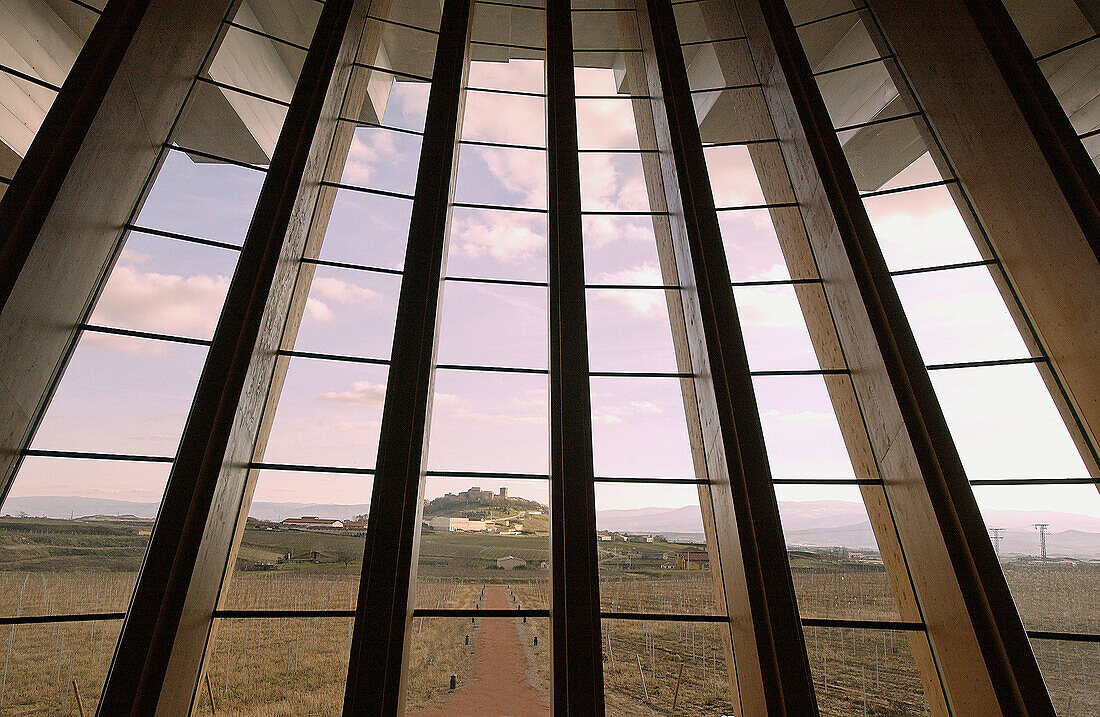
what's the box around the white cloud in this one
[593,264,668,317]
[305,276,380,322]
[342,130,398,186]
[318,380,387,406]
[92,264,230,337]
[455,214,545,262]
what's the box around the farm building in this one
[280,516,343,529]
[676,547,710,570]
[427,516,488,532]
[496,556,527,570]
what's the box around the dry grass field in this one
[0,517,1095,715]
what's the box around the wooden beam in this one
[636,0,819,713]
[867,0,1100,479]
[0,0,235,501]
[741,0,1056,713]
[96,1,367,713]
[546,0,605,714]
[342,0,471,712]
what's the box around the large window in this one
[1,0,1096,715]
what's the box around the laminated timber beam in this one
[0,0,235,503]
[95,1,369,713]
[738,0,1056,713]
[546,1,606,714]
[635,0,820,713]
[342,0,470,712]
[866,0,1100,479]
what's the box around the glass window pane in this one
[931,364,1090,480]
[582,214,662,282]
[1030,637,1100,716]
[817,60,906,130]
[579,153,648,212]
[467,58,546,94]
[30,333,206,456]
[404,617,550,714]
[193,617,351,715]
[447,207,548,282]
[576,98,642,150]
[776,483,903,621]
[462,90,546,147]
[221,470,371,610]
[718,206,797,282]
[417,478,549,609]
[317,190,412,270]
[733,284,821,371]
[428,370,549,475]
[753,375,856,480]
[437,282,548,369]
[291,266,402,359]
[0,618,121,714]
[1,456,169,616]
[339,125,423,195]
[595,482,723,615]
[262,358,388,470]
[587,288,680,373]
[590,377,695,479]
[602,618,735,716]
[805,626,931,716]
[862,184,983,272]
[455,144,547,210]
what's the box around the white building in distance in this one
[427,516,488,532]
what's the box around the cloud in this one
[593,263,668,317]
[342,130,399,186]
[455,213,545,262]
[305,276,380,322]
[91,264,230,339]
[318,380,387,406]
[593,399,664,425]
[480,147,548,208]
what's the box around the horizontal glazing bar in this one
[459,138,546,151]
[214,609,355,618]
[585,283,679,290]
[1035,33,1100,62]
[319,179,416,200]
[1026,630,1100,643]
[469,39,545,52]
[337,117,425,136]
[751,368,849,376]
[801,617,924,631]
[475,0,544,9]
[165,143,269,171]
[0,613,124,626]
[126,223,243,251]
[275,348,391,365]
[68,0,104,14]
[772,478,883,485]
[731,278,822,287]
[301,256,405,275]
[689,82,762,93]
[860,178,958,198]
[792,5,866,29]
[444,275,548,287]
[465,85,545,98]
[436,363,548,374]
[452,201,547,213]
[969,477,1098,486]
[889,258,998,276]
[601,612,730,623]
[351,62,432,83]
[680,37,746,48]
[590,370,693,378]
[427,469,549,480]
[0,63,61,92]
[592,476,706,484]
[703,137,781,148]
[250,461,375,474]
[414,608,550,618]
[925,356,1045,371]
[580,210,668,216]
[194,75,292,108]
[226,20,310,51]
[81,323,212,347]
[23,448,174,463]
[715,201,798,211]
[576,147,660,154]
[835,110,923,134]
[364,14,441,35]
[813,55,893,78]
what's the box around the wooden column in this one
[740,0,1055,713]
[0,0,234,498]
[546,1,606,714]
[867,0,1100,477]
[342,0,470,713]
[636,0,819,713]
[96,1,367,714]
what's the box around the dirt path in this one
[409,585,549,717]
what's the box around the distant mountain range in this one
[5,495,1099,558]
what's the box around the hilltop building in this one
[281,517,344,530]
